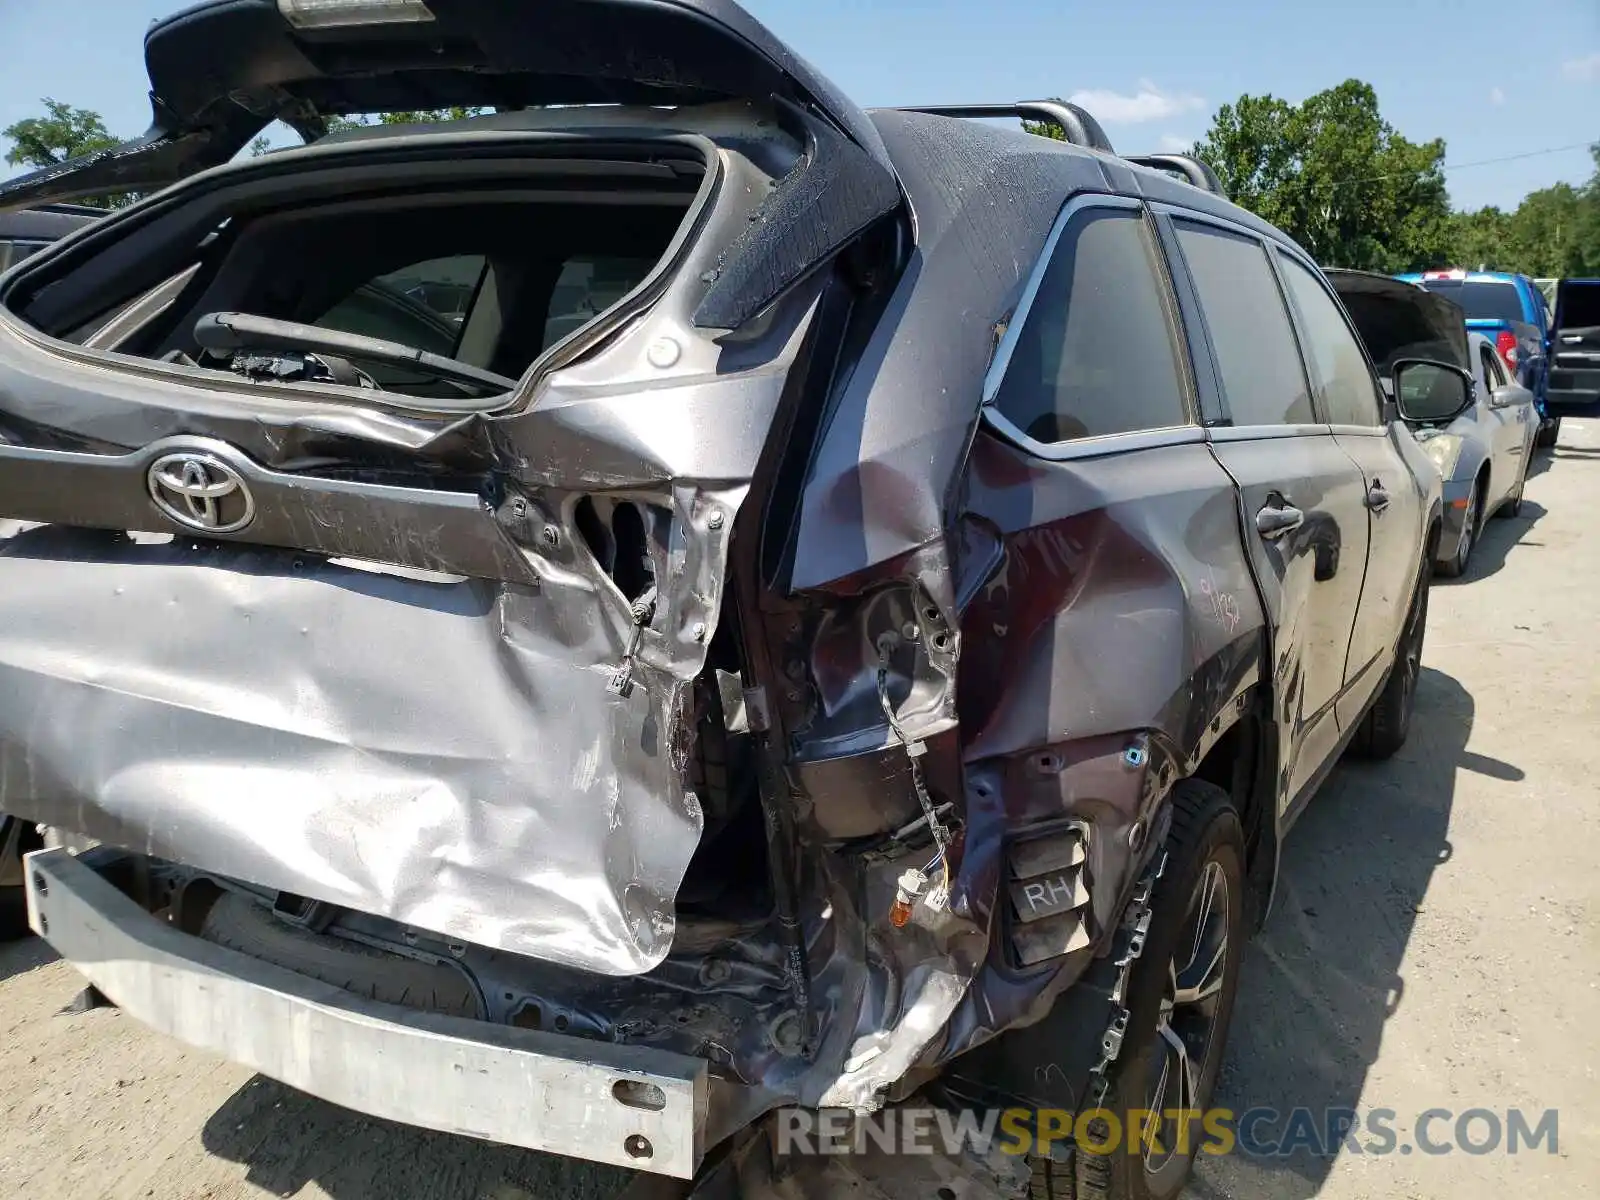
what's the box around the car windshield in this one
[1417,279,1524,323]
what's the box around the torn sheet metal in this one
[0,512,729,976]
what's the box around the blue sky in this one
[1,0,1595,211]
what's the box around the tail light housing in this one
[1495,331,1519,373]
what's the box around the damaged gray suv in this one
[0,2,1463,1196]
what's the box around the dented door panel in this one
[951,431,1265,977]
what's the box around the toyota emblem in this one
[147,451,256,534]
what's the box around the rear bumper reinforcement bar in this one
[23,848,708,1178]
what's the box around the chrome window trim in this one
[981,409,1206,460]
[980,191,1201,458]
[1208,423,1329,443]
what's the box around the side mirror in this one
[1392,359,1473,423]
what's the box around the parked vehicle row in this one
[0,3,1499,1198]
[1396,266,1600,448]
[1333,271,1540,576]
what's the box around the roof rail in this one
[898,102,1116,154]
[1124,154,1227,197]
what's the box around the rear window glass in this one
[1418,280,1524,324]
[989,207,1190,443]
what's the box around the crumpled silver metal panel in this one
[0,508,738,976]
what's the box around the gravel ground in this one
[2,421,1597,1200]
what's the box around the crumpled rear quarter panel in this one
[0,517,737,975]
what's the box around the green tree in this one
[1581,144,1600,274]
[1193,80,1451,271]
[1447,205,1514,270]
[323,108,488,135]
[1447,145,1600,277]
[2,98,118,167]
[1,98,131,208]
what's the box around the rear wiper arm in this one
[194,311,518,393]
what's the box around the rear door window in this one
[1481,344,1508,390]
[1174,222,1314,426]
[989,205,1191,444]
[1277,255,1384,427]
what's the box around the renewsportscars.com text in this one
[775,1106,1559,1159]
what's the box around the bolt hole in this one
[938,1189,958,1200]
[624,1134,654,1160]
[613,1080,667,1112]
[31,872,47,897]
[554,1014,570,1032]
[923,606,941,622]
[510,1003,542,1031]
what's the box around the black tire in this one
[0,820,43,941]
[1030,780,1246,1200]
[1535,416,1561,449]
[1352,557,1429,760]
[0,887,28,941]
[1496,455,1527,520]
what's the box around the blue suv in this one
[1396,268,1561,446]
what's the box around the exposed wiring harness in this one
[876,648,954,912]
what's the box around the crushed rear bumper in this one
[23,847,709,1179]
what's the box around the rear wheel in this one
[1352,557,1429,759]
[0,890,27,941]
[1496,457,1526,520]
[1030,780,1246,1200]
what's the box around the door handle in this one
[1366,484,1391,513]
[1256,502,1304,539]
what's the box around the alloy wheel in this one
[1142,860,1231,1175]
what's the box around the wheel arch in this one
[1191,695,1276,931]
